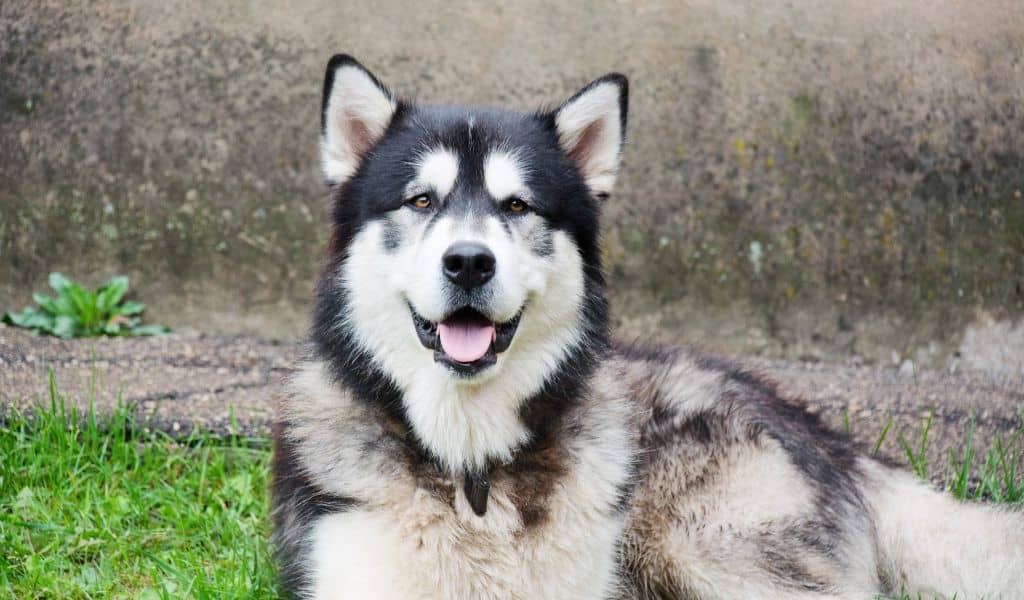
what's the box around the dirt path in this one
[2,325,1021,477]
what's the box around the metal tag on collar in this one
[463,471,490,517]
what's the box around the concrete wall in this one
[2,0,1023,368]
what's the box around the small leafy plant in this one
[3,272,169,338]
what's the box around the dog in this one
[271,55,1024,599]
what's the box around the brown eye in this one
[408,194,432,209]
[506,197,528,213]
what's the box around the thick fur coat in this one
[272,55,1024,599]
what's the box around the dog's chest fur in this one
[276,360,638,599]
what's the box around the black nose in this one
[442,242,496,289]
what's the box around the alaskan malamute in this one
[272,55,1024,599]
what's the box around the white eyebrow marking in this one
[484,151,527,201]
[414,148,460,199]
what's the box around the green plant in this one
[3,272,169,338]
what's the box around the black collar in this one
[463,470,491,516]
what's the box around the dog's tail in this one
[863,459,1024,599]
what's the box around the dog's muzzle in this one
[411,305,521,376]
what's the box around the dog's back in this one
[617,346,1024,598]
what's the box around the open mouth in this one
[411,305,521,376]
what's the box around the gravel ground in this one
[2,324,1022,478]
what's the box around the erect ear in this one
[320,54,398,185]
[553,74,628,197]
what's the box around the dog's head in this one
[313,55,627,469]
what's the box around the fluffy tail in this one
[864,460,1024,599]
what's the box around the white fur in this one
[309,511,412,599]
[483,151,527,202]
[411,148,460,200]
[554,81,624,195]
[339,212,586,471]
[864,459,1024,599]
[320,65,397,184]
[289,360,636,600]
[657,442,877,599]
[281,362,418,504]
[306,474,625,600]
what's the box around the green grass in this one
[884,408,1024,505]
[872,409,1023,600]
[1,379,1020,598]
[0,377,276,598]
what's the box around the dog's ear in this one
[320,55,398,186]
[552,74,628,197]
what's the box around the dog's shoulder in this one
[612,342,875,597]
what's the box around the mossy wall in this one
[2,0,1022,365]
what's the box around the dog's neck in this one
[349,337,605,516]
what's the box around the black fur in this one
[271,426,358,596]
[689,351,867,543]
[615,342,869,597]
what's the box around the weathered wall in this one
[2,0,1023,368]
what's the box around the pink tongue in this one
[438,320,496,363]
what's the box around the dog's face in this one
[314,56,626,469]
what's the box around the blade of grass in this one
[873,416,894,456]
